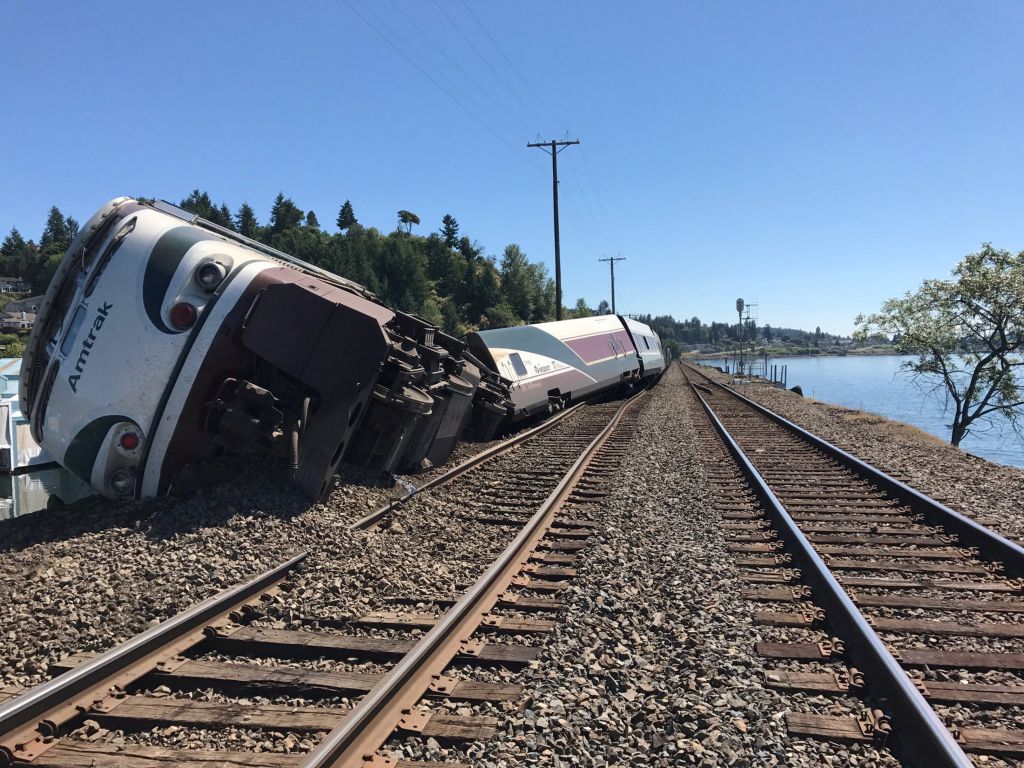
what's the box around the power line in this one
[562,151,613,253]
[383,0,529,132]
[579,145,619,252]
[457,0,563,128]
[341,0,544,175]
[430,0,548,129]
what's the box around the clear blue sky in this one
[2,1,1021,334]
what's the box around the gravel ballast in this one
[8,361,1013,764]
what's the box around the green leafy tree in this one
[440,214,459,248]
[596,299,611,315]
[305,211,320,230]
[856,244,1024,446]
[570,298,593,318]
[397,210,420,234]
[336,200,357,231]
[528,262,555,322]
[235,203,260,238]
[500,244,536,322]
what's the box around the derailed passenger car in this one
[466,314,666,422]
[21,198,511,501]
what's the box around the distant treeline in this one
[1,191,614,335]
[1,192,834,348]
[634,316,839,354]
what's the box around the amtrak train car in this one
[466,314,666,422]
[22,198,510,501]
[622,316,667,381]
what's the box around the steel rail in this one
[303,391,645,768]
[684,372,972,767]
[683,361,1024,577]
[0,551,308,766]
[349,402,586,530]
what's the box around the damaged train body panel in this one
[21,198,512,501]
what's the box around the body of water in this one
[709,354,1024,468]
[0,465,93,521]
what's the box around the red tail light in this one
[170,302,197,330]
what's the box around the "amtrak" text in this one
[68,302,113,394]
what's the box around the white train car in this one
[465,314,666,421]
[622,316,667,381]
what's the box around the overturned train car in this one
[21,198,512,501]
[466,313,667,422]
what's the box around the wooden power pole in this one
[528,138,579,320]
[598,256,626,314]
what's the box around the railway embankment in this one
[697,366,1024,545]
[1,365,901,766]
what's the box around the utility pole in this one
[598,256,626,314]
[528,137,579,320]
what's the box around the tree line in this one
[1,191,604,335]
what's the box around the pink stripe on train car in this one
[564,330,635,364]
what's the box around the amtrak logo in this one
[68,303,113,394]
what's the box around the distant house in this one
[5,296,43,315]
[0,277,31,294]
[0,312,35,332]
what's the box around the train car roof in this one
[621,316,657,335]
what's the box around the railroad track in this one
[0,391,647,768]
[679,361,1024,767]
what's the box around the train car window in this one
[643,336,651,350]
[59,305,87,357]
[509,352,528,377]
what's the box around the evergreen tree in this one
[1,228,27,258]
[440,214,459,248]
[336,200,357,231]
[180,189,216,220]
[305,211,320,229]
[596,299,611,315]
[40,206,69,255]
[213,203,235,230]
[235,203,259,238]
[269,193,304,235]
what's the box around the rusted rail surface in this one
[0,552,308,766]
[1,392,647,768]
[303,390,646,767]
[680,361,1024,766]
